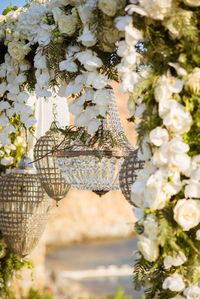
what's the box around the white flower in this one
[145,168,182,210]
[58,14,77,36]
[196,230,200,240]
[168,62,187,76]
[21,115,37,128]
[34,54,47,69]
[115,16,132,31]
[8,41,30,61]
[162,273,185,292]
[86,72,108,89]
[154,74,184,102]
[185,180,200,198]
[59,59,78,73]
[52,7,63,22]
[76,51,103,71]
[149,127,169,147]
[163,102,193,134]
[77,26,97,47]
[131,180,146,207]
[87,118,101,134]
[0,101,10,110]
[137,137,152,161]
[134,103,146,118]
[185,68,200,95]
[77,5,93,25]
[16,92,29,103]
[184,285,200,299]
[15,73,27,84]
[119,72,141,93]
[0,157,14,166]
[164,252,187,269]
[125,24,143,46]
[183,0,200,6]
[137,236,159,262]
[143,215,159,241]
[152,137,191,175]
[126,0,172,20]
[134,208,144,220]
[98,0,118,16]
[131,164,156,207]
[174,199,200,231]
[0,82,7,95]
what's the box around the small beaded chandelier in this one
[119,151,144,206]
[0,157,52,257]
[56,86,135,196]
[33,122,70,203]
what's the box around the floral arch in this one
[0,0,200,298]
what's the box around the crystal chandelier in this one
[56,86,135,196]
[0,157,52,257]
[119,151,144,206]
[34,122,70,203]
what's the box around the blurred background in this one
[0,2,139,297]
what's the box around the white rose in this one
[196,230,200,240]
[174,199,200,231]
[98,0,118,16]
[184,285,200,299]
[58,14,77,36]
[137,236,159,262]
[163,273,185,292]
[183,0,200,7]
[149,127,169,147]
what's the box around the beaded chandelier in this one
[0,157,52,257]
[56,86,135,196]
[34,122,70,203]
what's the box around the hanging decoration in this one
[119,151,144,206]
[56,86,134,196]
[34,122,70,203]
[0,157,52,257]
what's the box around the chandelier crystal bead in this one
[56,86,135,195]
[33,122,70,203]
[0,157,52,257]
[119,151,144,206]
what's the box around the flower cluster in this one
[117,0,200,298]
[0,0,126,169]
